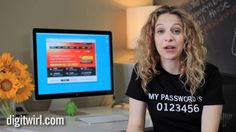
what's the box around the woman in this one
[126,5,224,132]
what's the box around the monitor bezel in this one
[33,28,113,100]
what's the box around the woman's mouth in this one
[164,45,176,51]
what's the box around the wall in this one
[0,0,152,111]
[154,0,188,6]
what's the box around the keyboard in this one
[77,114,128,125]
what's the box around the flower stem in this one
[0,100,14,118]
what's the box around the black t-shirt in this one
[126,63,224,132]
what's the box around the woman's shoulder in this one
[205,62,219,71]
[205,62,220,77]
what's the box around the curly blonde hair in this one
[135,5,207,95]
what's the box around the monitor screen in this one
[33,28,113,100]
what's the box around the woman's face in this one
[154,13,184,62]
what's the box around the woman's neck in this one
[161,59,181,75]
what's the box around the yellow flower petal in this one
[11,60,28,73]
[0,52,34,103]
[14,83,34,103]
[0,53,14,72]
[0,62,3,71]
[0,72,21,100]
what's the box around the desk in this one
[0,107,153,132]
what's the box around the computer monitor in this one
[32,28,113,100]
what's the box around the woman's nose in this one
[164,31,174,42]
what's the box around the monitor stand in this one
[15,103,28,116]
[49,98,88,116]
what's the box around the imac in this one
[32,28,113,114]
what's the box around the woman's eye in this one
[156,29,165,34]
[171,28,182,35]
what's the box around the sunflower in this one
[0,72,21,100]
[0,52,14,72]
[0,62,3,72]
[0,52,34,104]
[10,60,28,76]
[14,83,34,103]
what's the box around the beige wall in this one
[0,0,152,110]
[154,0,188,6]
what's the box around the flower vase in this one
[0,100,15,126]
